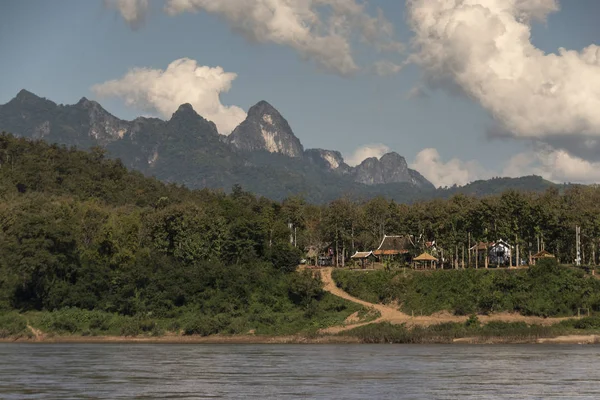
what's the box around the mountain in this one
[228,100,303,158]
[0,90,128,148]
[304,149,351,173]
[0,90,558,203]
[353,152,430,186]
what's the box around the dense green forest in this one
[0,133,363,336]
[1,133,600,338]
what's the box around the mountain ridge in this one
[0,90,557,203]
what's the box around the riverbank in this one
[2,331,600,345]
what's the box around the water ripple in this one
[1,344,600,399]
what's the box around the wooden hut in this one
[373,235,413,259]
[531,250,555,265]
[413,252,438,269]
[350,251,377,269]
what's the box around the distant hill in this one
[0,90,560,203]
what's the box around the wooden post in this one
[455,245,458,269]
[468,232,471,268]
[335,233,339,268]
[475,246,479,269]
[485,244,489,269]
[515,235,519,268]
[462,244,465,269]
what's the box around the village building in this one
[350,251,377,269]
[413,252,438,269]
[373,235,414,262]
[531,250,555,265]
[469,240,513,268]
[489,240,512,266]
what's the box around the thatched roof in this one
[373,235,412,255]
[413,252,438,262]
[532,250,555,259]
[351,251,375,259]
[469,242,489,251]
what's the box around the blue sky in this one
[1,1,599,186]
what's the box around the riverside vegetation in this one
[333,260,600,318]
[1,132,600,342]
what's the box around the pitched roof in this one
[413,252,438,262]
[376,235,411,250]
[469,242,489,251]
[491,239,511,248]
[532,250,555,259]
[351,251,375,259]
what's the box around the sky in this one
[1,0,599,187]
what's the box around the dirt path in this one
[319,267,572,333]
[27,324,44,341]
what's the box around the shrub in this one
[0,313,28,338]
[183,315,219,336]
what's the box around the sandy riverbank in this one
[3,333,600,345]
[0,334,361,344]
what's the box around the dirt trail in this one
[27,324,44,341]
[319,267,572,333]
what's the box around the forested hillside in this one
[1,133,598,338]
[0,133,361,336]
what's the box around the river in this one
[1,343,599,399]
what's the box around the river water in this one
[1,343,599,399]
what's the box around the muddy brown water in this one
[1,343,600,399]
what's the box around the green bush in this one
[573,316,600,330]
[334,266,600,318]
[0,313,28,338]
[183,315,220,336]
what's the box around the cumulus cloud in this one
[105,0,149,28]
[373,60,404,76]
[345,143,391,166]
[407,0,600,145]
[411,146,600,188]
[92,58,246,134]
[503,148,600,183]
[410,148,490,187]
[110,0,404,76]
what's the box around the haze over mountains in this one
[0,90,555,203]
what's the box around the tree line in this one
[0,133,597,319]
[289,185,600,267]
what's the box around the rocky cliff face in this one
[353,152,431,187]
[0,90,131,147]
[75,97,131,145]
[228,101,304,158]
[304,148,350,173]
[0,89,437,202]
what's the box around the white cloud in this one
[110,0,404,76]
[373,60,404,76]
[406,85,429,99]
[92,58,247,134]
[407,0,600,141]
[410,148,490,187]
[410,146,600,188]
[503,148,600,183]
[105,0,149,28]
[345,143,391,166]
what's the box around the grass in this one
[0,312,31,339]
[5,292,366,339]
[341,316,600,344]
[332,260,600,318]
